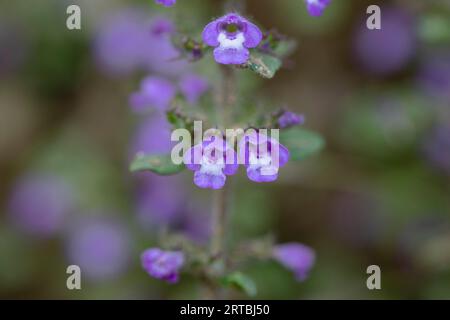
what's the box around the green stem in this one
[206,66,236,299]
[210,184,229,259]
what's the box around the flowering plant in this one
[127,0,328,297]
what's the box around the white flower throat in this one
[249,152,279,176]
[218,32,245,50]
[199,151,225,176]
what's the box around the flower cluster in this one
[127,4,323,289]
[184,131,290,189]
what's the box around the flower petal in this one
[202,20,220,47]
[247,167,278,183]
[194,171,226,189]
[243,21,263,48]
[214,47,249,65]
[164,272,179,283]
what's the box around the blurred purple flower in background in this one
[94,9,150,76]
[129,74,210,112]
[304,0,331,17]
[129,76,176,113]
[8,174,75,238]
[273,243,315,281]
[179,74,209,105]
[135,174,185,226]
[417,51,450,102]
[422,125,450,175]
[141,248,184,283]
[145,17,188,77]
[353,6,417,76]
[66,215,131,281]
[155,0,176,7]
[202,13,262,65]
[94,10,187,77]
[134,172,212,242]
[129,113,174,157]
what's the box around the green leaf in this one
[166,109,195,132]
[221,272,257,297]
[245,52,282,79]
[280,128,325,161]
[129,154,184,176]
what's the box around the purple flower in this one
[155,0,176,7]
[129,76,176,113]
[353,6,416,76]
[8,174,74,237]
[66,215,131,281]
[94,11,187,77]
[93,9,150,76]
[305,0,331,17]
[202,13,262,65]
[145,17,189,77]
[278,111,305,129]
[184,136,238,189]
[179,74,209,105]
[273,243,315,281]
[135,174,185,226]
[238,132,289,183]
[141,248,184,283]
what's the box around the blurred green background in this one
[0,0,449,299]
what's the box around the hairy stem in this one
[210,184,229,259]
[219,65,237,128]
[208,66,236,296]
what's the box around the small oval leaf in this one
[130,154,184,176]
[280,128,325,161]
[246,52,282,79]
[221,272,257,297]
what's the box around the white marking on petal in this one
[248,153,279,176]
[218,32,245,50]
[199,154,225,177]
